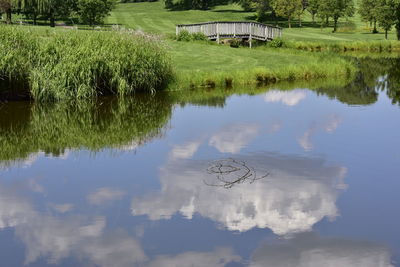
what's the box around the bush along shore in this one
[0,25,173,101]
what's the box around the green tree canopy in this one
[271,0,303,28]
[318,0,355,32]
[77,0,115,26]
[307,0,320,22]
[359,0,381,33]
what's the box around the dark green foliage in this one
[78,0,116,26]
[230,39,241,48]
[165,0,231,10]
[359,0,380,33]
[317,0,355,32]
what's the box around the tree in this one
[78,0,115,27]
[395,0,400,40]
[359,0,381,33]
[318,0,355,32]
[13,0,78,27]
[307,0,320,23]
[271,0,303,28]
[377,0,397,39]
[239,0,255,11]
[0,0,12,23]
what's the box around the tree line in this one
[359,0,400,39]
[0,0,116,26]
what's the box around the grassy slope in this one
[106,1,360,86]
[107,1,397,40]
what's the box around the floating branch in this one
[204,158,269,189]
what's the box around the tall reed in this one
[0,26,173,101]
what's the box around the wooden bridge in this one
[176,21,282,47]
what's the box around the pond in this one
[0,57,399,266]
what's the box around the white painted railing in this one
[176,21,282,42]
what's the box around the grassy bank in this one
[168,41,356,89]
[0,25,172,101]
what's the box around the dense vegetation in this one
[0,25,173,100]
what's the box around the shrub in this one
[191,32,208,41]
[267,38,285,48]
[230,39,241,48]
[176,30,209,42]
[176,30,192,41]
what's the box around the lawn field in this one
[168,42,331,72]
[106,1,398,41]
[104,0,399,88]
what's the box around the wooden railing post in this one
[216,22,220,43]
[249,23,252,49]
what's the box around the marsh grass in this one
[0,26,37,83]
[285,40,400,52]
[0,25,173,101]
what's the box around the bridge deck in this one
[176,21,282,44]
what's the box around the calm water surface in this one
[0,58,399,266]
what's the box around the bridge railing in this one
[176,21,282,41]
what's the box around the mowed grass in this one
[168,41,322,72]
[107,2,253,34]
[107,1,398,40]
[167,41,355,89]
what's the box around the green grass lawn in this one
[106,0,398,41]
[168,41,322,72]
[107,2,253,34]
[105,0,398,88]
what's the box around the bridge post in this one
[249,23,252,48]
[216,22,220,44]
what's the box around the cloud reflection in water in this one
[132,153,347,235]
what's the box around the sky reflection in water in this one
[0,58,400,266]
